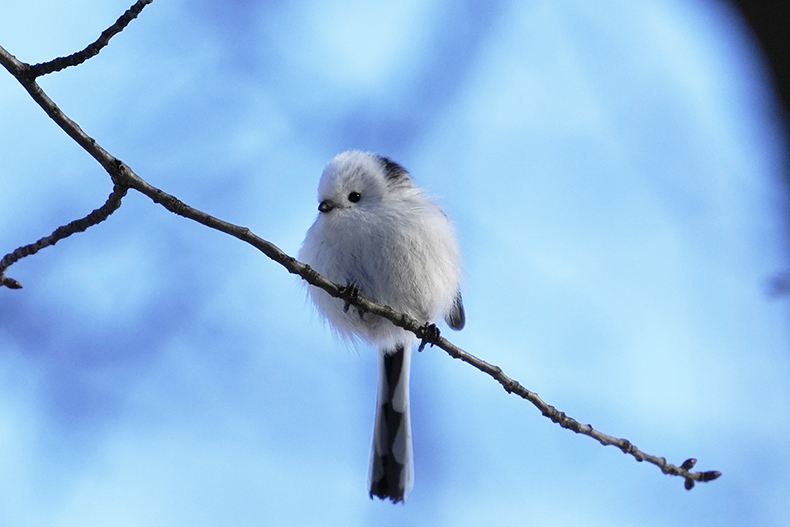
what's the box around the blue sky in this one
[1,0,789,525]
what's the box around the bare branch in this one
[429,333,723,488]
[0,46,119,173]
[104,163,723,489]
[28,0,155,77]
[0,3,721,491]
[0,276,23,289]
[0,183,128,288]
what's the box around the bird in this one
[299,150,465,503]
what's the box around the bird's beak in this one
[318,200,336,213]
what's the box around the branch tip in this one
[1,276,23,289]
[681,458,697,471]
[701,470,722,482]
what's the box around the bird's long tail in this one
[369,344,414,503]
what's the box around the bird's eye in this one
[348,192,361,203]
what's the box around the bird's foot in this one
[418,323,440,352]
[341,282,360,313]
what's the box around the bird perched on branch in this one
[299,150,465,503]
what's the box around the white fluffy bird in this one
[299,151,465,502]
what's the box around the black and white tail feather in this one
[299,151,465,503]
[369,345,413,501]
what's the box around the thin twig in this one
[0,183,128,287]
[428,336,721,489]
[0,5,721,490]
[29,0,154,77]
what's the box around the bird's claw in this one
[341,282,360,313]
[418,323,440,352]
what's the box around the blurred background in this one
[1,0,788,525]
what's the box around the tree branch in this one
[0,2,721,491]
[0,182,128,288]
[28,0,154,78]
